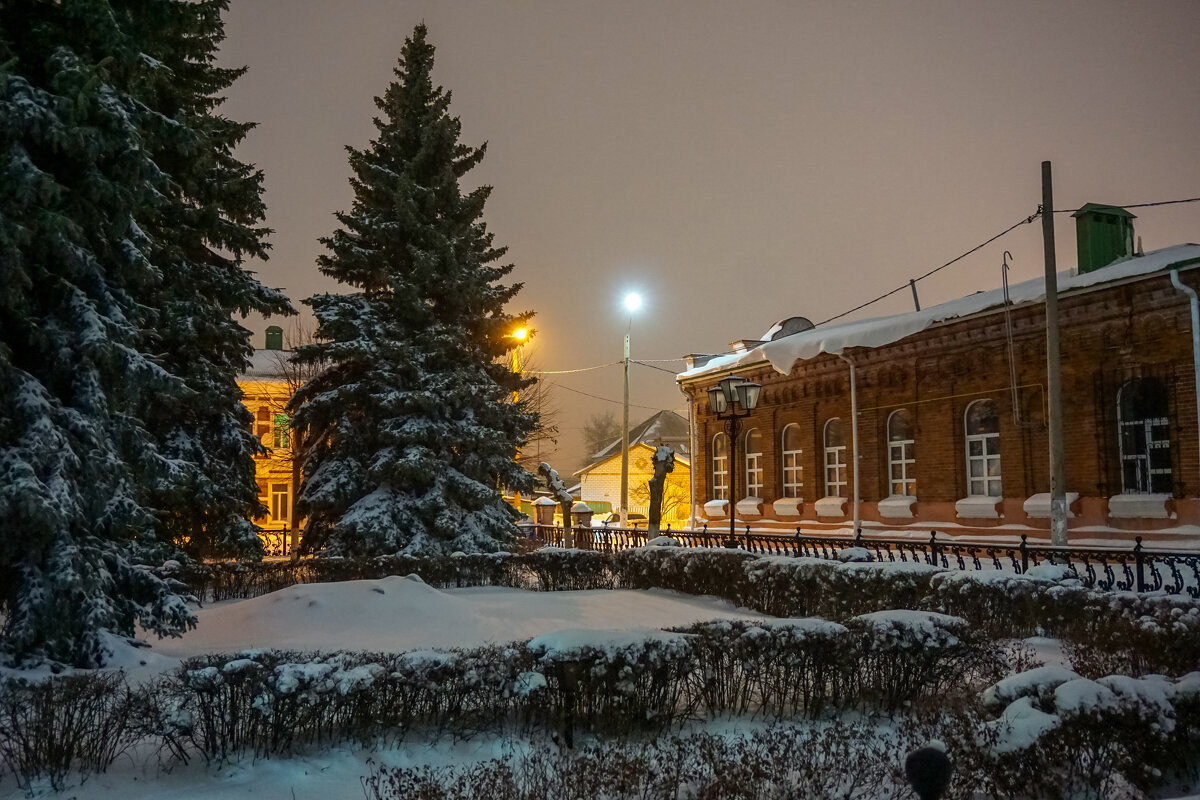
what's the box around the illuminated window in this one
[711,433,729,501]
[270,483,290,523]
[887,409,916,497]
[823,418,846,497]
[256,406,271,438]
[744,428,764,497]
[965,400,1001,497]
[781,424,804,498]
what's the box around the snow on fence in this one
[523,522,1200,597]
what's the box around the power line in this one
[632,360,679,374]
[546,381,670,411]
[526,361,621,375]
[814,213,1039,327]
[1054,196,1200,214]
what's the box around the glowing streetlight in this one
[620,291,643,526]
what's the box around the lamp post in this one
[708,375,761,547]
[510,326,529,511]
[619,292,642,525]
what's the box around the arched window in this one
[781,424,804,498]
[1118,378,1172,494]
[887,409,916,497]
[744,428,764,497]
[711,433,729,501]
[823,418,847,497]
[965,400,1001,497]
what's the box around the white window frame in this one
[711,433,729,501]
[744,428,764,497]
[270,482,290,523]
[965,400,1001,497]
[1117,379,1172,494]
[823,418,847,497]
[887,409,916,497]
[781,423,804,499]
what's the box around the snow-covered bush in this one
[522,549,616,592]
[527,628,695,736]
[847,610,1005,711]
[0,672,135,792]
[362,722,929,800]
[743,556,942,619]
[612,546,757,601]
[977,668,1194,798]
[679,618,851,718]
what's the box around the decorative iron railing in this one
[517,523,1200,597]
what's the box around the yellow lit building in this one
[237,327,300,556]
[574,411,692,524]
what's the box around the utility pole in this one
[1042,161,1068,546]
[620,330,630,524]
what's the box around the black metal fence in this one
[517,523,1200,597]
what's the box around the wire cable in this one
[546,381,671,411]
[632,360,680,374]
[1053,196,1200,214]
[525,361,621,375]
[813,213,1039,327]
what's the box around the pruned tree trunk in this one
[647,446,676,537]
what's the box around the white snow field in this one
[3,576,1197,800]
[2,578,770,799]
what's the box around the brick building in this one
[678,207,1200,544]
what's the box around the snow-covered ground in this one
[2,578,770,799]
[4,577,1197,800]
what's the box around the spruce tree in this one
[0,0,288,666]
[130,1,292,558]
[292,24,537,556]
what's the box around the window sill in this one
[773,498,804,517]
[703,499,729,518]
[878,495,917,519]
[814,496,848,517]
[736,496,763,516]
[1107,493,1173,520]
[955,496,1002,519]
[1023,492,1079,519]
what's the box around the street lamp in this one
[620,292,642,525]
[708,375,761,547]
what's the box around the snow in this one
[679,244,1200,380]
[114,576,768,683]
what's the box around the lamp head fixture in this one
[710,375,762,415]
[623,292,643,313]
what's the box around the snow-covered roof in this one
[577,410,691,475]
[679,244,1200,382]
[239,348,294,381]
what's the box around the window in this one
[823,418,847,497]
[744,428,764,497]
[965,400,1001,497]
[1118,378,1172,494]
[711,433,729,500]
[270,483,290,523]
[887,409,916,497]
[781,424,804,498]
[256,406,271,438]
[273,413,290,448]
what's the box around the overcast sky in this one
[217,0,1200,472]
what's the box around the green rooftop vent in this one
[264,325,284,351]
[1072,203,1136,274]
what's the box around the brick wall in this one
[683,269,1200,539]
